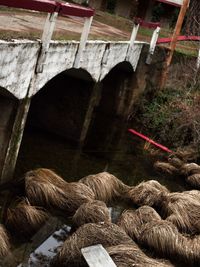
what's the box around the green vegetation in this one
[133,56,200,150]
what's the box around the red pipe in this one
[128,129,173,153]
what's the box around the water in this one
[1,122,189,266]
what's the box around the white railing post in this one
[126,22,140,60]
[129,23,140,48]
[36,12,58,73]
[197,48,200,69]
[73,16,93,68]
[146,26,160,64]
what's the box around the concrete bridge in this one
[0,1,165,183]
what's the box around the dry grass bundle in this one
[168,157,184,168]
[107,244,173,267]
[79,172,130,203]
[51,222,133,267]
[126,180,169,207]
[72,200,111,230]
[174,146,198,162]
[154,161,178,175]
[5,198,49,239]
[25,169,95,215]
[186,174,200,189]
[0,224,10,257]
[117,206,161,241]
[181,163,200,176]
[25,168,68,188]
[139,220,200,265]
[161,192,200,234]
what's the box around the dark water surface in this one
[1,123,188,267]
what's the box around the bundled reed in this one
[117,206,161,241]
[72,200,111,230]
[107,244,173,267]
[51,222,133,267]
[186,174,200,189]
[0,224,10,258]
[79,172,130,203]
[5,198,49,239]
[161,192,200,234]
[181,163,200,176]
[25,168,95,215]
[139,220,200,266]
[126,180,169,207]
[154,161,178,175]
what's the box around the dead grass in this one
[0,224,10,257]
[117,206,161,241]
[79,172,130,203]
[107,244,173,267]
[25,168,95,215]
[126,180,169,207]
[5,198,49,239]
[72,200,111,230]
[51,222,133,267]
[140,220,200,265]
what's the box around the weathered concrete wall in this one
[0,39,144,99]
[126,44,167,117]
[0,40,39,99]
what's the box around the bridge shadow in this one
[15,68,95,178]
[84,61,134,155]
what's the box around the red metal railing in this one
[134,18,161,29]
[0,0,94,17]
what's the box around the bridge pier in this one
[0,95,31,183]
[79,82,102,144]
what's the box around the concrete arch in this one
[0,86,18,100]
[85,61,135,151]
[31,67,94,97]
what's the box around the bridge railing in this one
[0,0,94,71]
[129,18,161,64]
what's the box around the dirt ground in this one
[0,9,131,41]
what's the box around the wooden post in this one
[74,16,93,68]
[146,26,161,64]
[160,0,189,88]
[36,12,58,73]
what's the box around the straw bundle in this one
[117,206,161,241]
[139,220,200,265]
[181,163,200,176]
[79,172,130,203]
[0,224,10,258]
[126,180,169,207]
[5,198,49,239]
[25,169,95,215]
[168,157,184,168]
[161,192,200,234]
[51,222,133,267]
[186,174,200,189]
[154,161,178,175]
[72,200,111,230]
[107,244,173,267]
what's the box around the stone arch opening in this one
[15,68,95,178]
[84,61,134,152]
